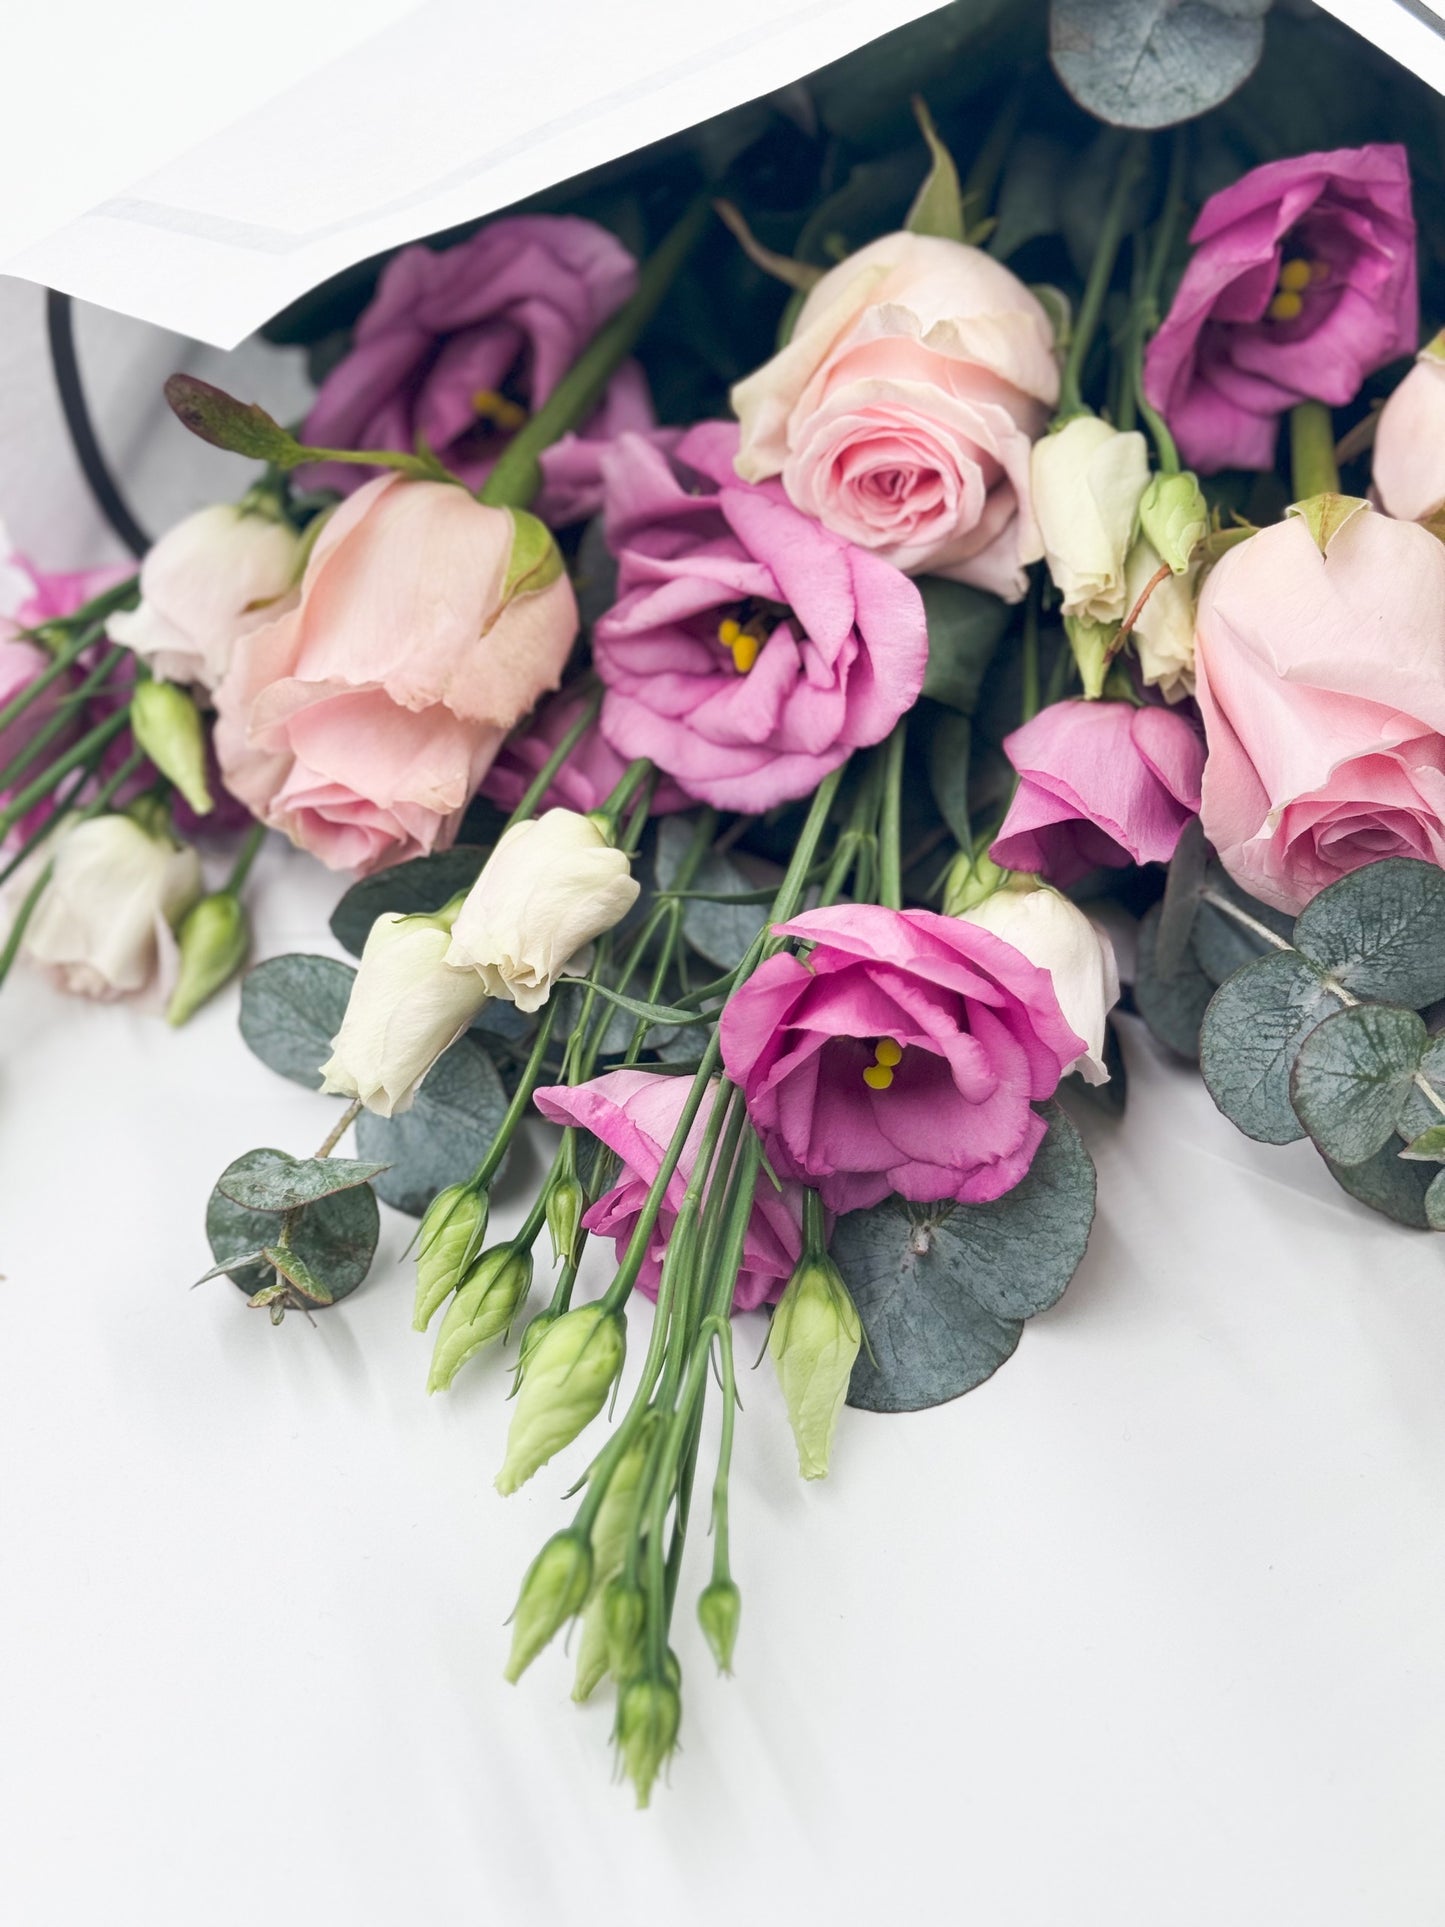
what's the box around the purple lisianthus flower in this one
[592,422,928,813]
[719,904,1084,1215]
[1143,145,1418,473]
[990,699,1204,888]
[302,215,655,524]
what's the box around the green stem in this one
[225,821,266,894]
[467,997,564,1192]
[1290,401,1341,500]
[1059,135,1149,417]
[498,682,603,833]
[803,1185,827,1257]
[707,1321,738,1585]
[1021,585,1041,724]
[0,622,106,736]
[877,722,906,912]
[0,706,130,838]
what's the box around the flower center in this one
[1267,256,1328,323]
[471,387,529,433]
[716,600,785,674]
[862,1037,902,1091]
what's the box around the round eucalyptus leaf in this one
[216,1150,390,1213]
[329,847,489,958]
[205,1148,380,1300]
[1324,1143,1437,1232]
[1134,902,1213,1061]
[1292,858,1445,1009]
[1392,1035,1445,1142]
[1051,0,1269,131]
[1289,1004,1426,1167]
[654,817,767,971]
[1199,951,1341,1145]
[1427,1170,1445,1232]
[238,954,355,1089]
[356,1035,509,1216]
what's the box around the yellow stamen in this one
[862,1064,894,1092]
[1278,258,1312,293]
[730,632,761,674]
[873,1038,902,1067]
[717,617,742,648]
[471,388,528,432]
[1267,290,1303,323]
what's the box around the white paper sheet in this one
[1,0,946,350]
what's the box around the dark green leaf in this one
[1288,1004,1426,1166]
[205,1148,380,1299]
[837,1104,1095,1413]
[238,953,355,1088]
[329,847,488,957]
[1427,1171,1445,1232]
[1199,951,1341,1144]
[569,979,705,1028]
[1190,876,1293,985]
[1291,858,1445,1009]
[1392,1035,1445,1141]
[1134,902,1213,1060]
[1051,0,1269,130]
[988,134,1068,260]
[1155,817,1209,978]
[1324,1142,1437,1231]
[261,1245,335,1306]
[655,817,766,970]
[216,1151,390,1212]
[925,708,974,850]
[356,1035,508,1216]
[903,97,965,243]
[917,578,1011,715]
[1066,1019,1127,1116]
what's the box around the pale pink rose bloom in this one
[1373,345,1445,524]
[1195,506,1445,913]
[213,476,578,875]
[731,231,1059,599]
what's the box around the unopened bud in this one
[413,1186,487,1331]
[427,1242,533,1393]
[941,849,1008,918]
[1137,471,1209,575]
[495,1303,626,1495]
[572,1594,611,1704]
[508,1307,556,1398]
[768,1252,862,1481]
[504,1530,591,1683]
[546,1172,585,1269]
[697,1579,741,1675]
[130,679,213,815]
[166,891,249,1026]
[1063,613,1116,700]
[604,1578,647,1682]
[590,1429,655,1585]
[615,1676,681,1808]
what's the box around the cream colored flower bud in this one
[959,876,1120,1085]
[495,1303,626,1495]
[1123,535,1197,703]
[319,907,489,1118]
[504,1530,591,1683]
[1031,416,1150,622]
[1136,471,1209,574]
[130,679,213,816]
[413,1185,487,1331]
[24,814,202,1000]
[426,1243,532,1393]
[445,808,640,1012]
[768,1253,862,1481]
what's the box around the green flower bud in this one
[941,850,1009,918]
[572,1593,611,1704]
[426,1243,533,1393]
[507,1308,556,1399]
[545,1172,585,1269]
[697,1578,741,1675]
[495,1303,626,1495]
[589,1429,655,1588]
[413,1186,486,1331]
[615,1676,681,1809]
[130,679,213,816]
[1063,613,1117,700]
[165,891,249,1026]
[1137,471,1209,575]
[604,1578,647,1683]
[504,1530,591,1683]
[768,1253,862,1481]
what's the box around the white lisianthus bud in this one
[130,680,214,815]
[1123,535,1198,704]
[768,1252,862,1481]
[697,1578,742,1675]
[319,905,489,1117]
[495,1302,627,1495]
[110,501,304,693]
[1031,416,1151,622]
[166,890,249,1026]
[1136,471,1209,574]
[24,814,202,1000]
[445,809,640,1012]
[426,1243,533,1393]
[504,1530,592,1683]
[573,1428,654,1703]
[413,1185,487,1331]
[616,1675,681,1809]
[959,876,1120,1085]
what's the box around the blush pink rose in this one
[592,422,927,812]
[1194,505,1445,913]
[1372,341,1445,524]
[533,1069,804,1312]
[477,681,688,818]
[730,231,1059,598]
[990,699,1206,889]
[213,476,578,874]
[302,215,654,526]
[1143,145,1418,474]
[719,904,1084,1215]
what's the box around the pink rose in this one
[1194,506,1445,913]
[990,699,1205,889]
[730,231,1058,598]
[533,1069,804,1312]
[1143,145,1418,474]
[302,215,654,525]
[213,476,578,874]
[719,904,1084,1215]
[1372,340,1445,524]
[478,681,689,818]
[592,422,927,812]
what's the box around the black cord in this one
[45,290,151,558]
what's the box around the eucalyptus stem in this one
[314,1096,364,1160]
[1059,134,1149,417]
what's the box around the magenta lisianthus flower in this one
[533,1069,804,1312]
[478,682,689,819]
[990,699,1204,888]
[718,904,1084,1215]
[592,422,928,812]
[1143,145,1418,473]
[302,215,655,524]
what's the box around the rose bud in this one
[1372,331,1445,525]
[1031,416,1150,624]
[767,1251,862,1481]
[426,1242,533,1393]
[319,904,490,1117]
[615,1675,682,1809]
[129,679,214,816]
[495,1302,627,1495]
[165,889,250,1026]
[24,814,202,1000]
[413,1185,487,1331]
[504,1530,592,1684]
[444,808,640,1012]
[110,500,303,694]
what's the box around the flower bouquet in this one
[6,0,1445,1807]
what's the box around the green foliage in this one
[203,1147,381,1313]
[1050,0,1270,130]
[329,848,489,957]
[356,1037,510,1217]
[238,953,355,1088]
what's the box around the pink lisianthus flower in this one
[719,904,1084,1215]
[990,699,1205,888]
[478,682,689,818]
[1143,144,1418,474]
[592,422,928,812]
[302,215,655,525]
[533,1069,804,1312]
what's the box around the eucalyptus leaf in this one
[1427,1171,1445,1232]
[655,817,767,970]
[987,134,1068,261]
[1324,1142,1437,1231]
[837,1104,1095,1413]
[238,953,355,1088]
[1391,1036,1445,1141]
[1291,858,1445,1010]
[1401,1123,1445,1163]
[205,1148,380,1299]
[262,1245,335,1306]
[356,1035,509,1216]
[217,1151,390,1213]
[1050,0,1270,131]
[1155,817,1209,979]
[1133,902,1213,1060]
[329,847,488,958]
[917,578,1011,715]
[1199,951,1340,1144]
[1190,876,1293,985]
[1288,1004,1426,1166]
